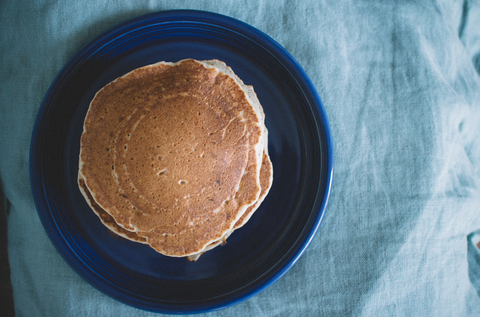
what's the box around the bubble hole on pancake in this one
[79,59,268,257]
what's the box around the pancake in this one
[79,59,270,257]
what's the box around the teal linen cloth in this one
[2,0,480,316]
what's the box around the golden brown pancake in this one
[79,59,270,257]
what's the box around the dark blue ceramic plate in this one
[30,10,333,314]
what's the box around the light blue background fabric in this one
[1,0,480,316]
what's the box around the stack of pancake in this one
[78,59,272,261]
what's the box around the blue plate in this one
[30,10,333,314]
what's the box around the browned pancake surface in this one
[79,59,264,256]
